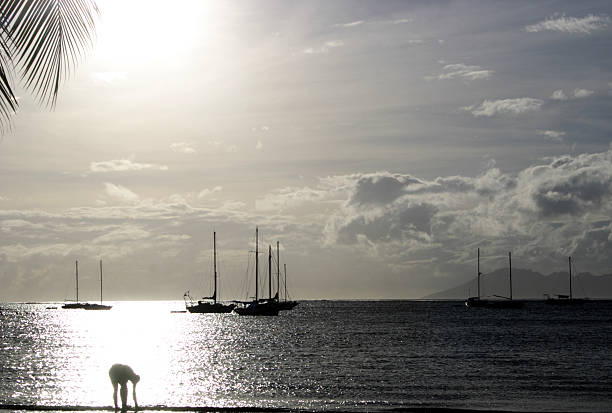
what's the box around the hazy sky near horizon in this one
[1,0,612,301]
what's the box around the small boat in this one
[545,256,586,305]
[184,232,235,313]
[84,260,112,310]
[234,227,279,316]
[466,250,524,309]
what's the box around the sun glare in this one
[93,0,222,70]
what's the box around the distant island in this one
[423,268,612,300]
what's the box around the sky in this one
[1,0,611,301]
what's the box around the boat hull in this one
[234,301,279,316]
[465,297,524,308]
[63,302,112,310]
[186,302,235,313]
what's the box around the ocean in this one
[1,300,611,412]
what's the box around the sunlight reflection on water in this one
[1,300,612,412]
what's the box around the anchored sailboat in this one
[84,260,112,310]
[185,231,235,313]
[63,259,112,310]
[234,227,279,316]
[62,260,87,309]
[465,248,487,307]
[466,250,524,309]
[277,263,298,311]
[545,256,586,305]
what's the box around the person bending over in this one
[109,363,140,410]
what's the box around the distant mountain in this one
[423,268,612,299]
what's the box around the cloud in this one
[551,89,568,100]
[538,130,566,141]
[206,140,239,154]
[197,186,223,199]
[316,148,612,273]
[104,183,139,203]
[256,140,263,150]
[522,152,612,217]
[551,88,595,100]
[464,98,543,117]
[525,14,609,34]
[304,40,344,54]
[90,157,168,173]
[427,63,494,81]
[573,88,595,98]
[337,20,364,28]
[170,142,197,154]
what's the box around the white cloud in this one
[427,63,494,81]
[304,40,344,54]
[526,14,609,34]
[256,140,263,150]
[407,39,424,45]
[573,88,595,98]
[465,98,543,117]
[206,140,238,153]
[170,142,197,154]
[339,20,364,28]
[104,183,139,203]
[551,88,595,100]
[197,186,223,199]
[538,130,566,141]
[90,157,168,173]
[551,89,568,100]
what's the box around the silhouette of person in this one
[109,363,140,411]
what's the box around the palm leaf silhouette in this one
[0,0,98,132]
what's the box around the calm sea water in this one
[1,300,611,412]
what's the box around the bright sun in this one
[93,0,222,69]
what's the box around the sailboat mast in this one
[214,231,217,303]
[75,260,79,302]
[569,256,572,300]
[477,248,481,299]
[99,259,103,304]
[268,245,272,300]
[509,251,513,300]
[284,264,287,302]
[276,241,280,300]
[255,227,259,301]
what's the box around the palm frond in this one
[0,1,19,132]
[0,0,98,120]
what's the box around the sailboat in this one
[84,260,112,310]
[466,251,524,309]
[277,263,298,311]
[234,227,279,316]
[184,231,235,313]
[63,259,112,310]
[545,256,586,305]
[465,248,487,307]
[62,260,88,309]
